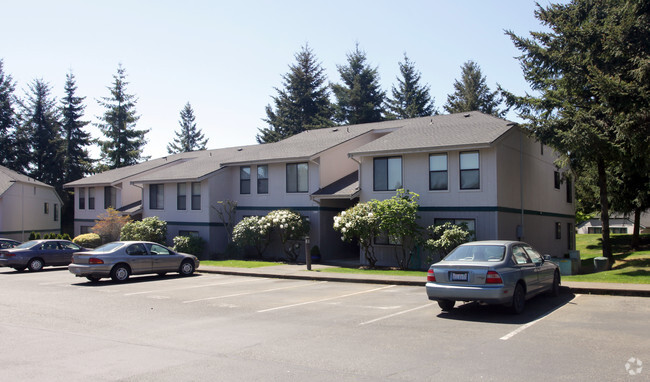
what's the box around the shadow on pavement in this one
[71,272,202,287]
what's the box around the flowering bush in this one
[265,209,309,262]
[120,216,168,244]
[173,235,205,257]
[424,222,471,263]
[333,200,380,267]
[232,216,272,257]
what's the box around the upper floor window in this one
[88,188,95,210]
[78,188,85,210]
[44,202,49,214]
[257,165,269,194]
[191,182,201,210]
[554,171,561,189]
[566,178,573,203]
[104,186,116,209]
[54,204,59,221]
[374,157,402,191]
[429,153,448,191]
[240,166,251,194]
[177,183,186,210]
[460,151,480,190]
[150,184,164,210]
[286,163,308,193]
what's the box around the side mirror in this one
[543,254,552,262]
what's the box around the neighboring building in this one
[0,165,62,241]
[65,112,576,267]
[577,212,649,234]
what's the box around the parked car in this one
[0,239,87,272]
[426,240,561,314]
[0,238,21,249]
[68,241,200,282]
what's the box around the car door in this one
[39,241,61,265]
[511,244,540,294]
[125,243,153,274]
[524,245,555,290]
[55,241,80,265]
[148,244,180,272]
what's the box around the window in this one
[429,154,448,190]
[80,226,91,234]
[54,204,58,221]
[88,188,95,210]
[460,151,480,190]
[149,244,171,255]
[44,203,49,214]
[373,157,402,191]
[554,171,561,189]
[524,245,543,265]
[126,243,147,256]
[79,188,85,210]
[150,184,164,210]
[567,223,574,250]
[513,246,532,265]
[286,163,308,193]
[555,222,562,239]
[566,178,573,203]
[179,230,199,238]
[240,166,251,194]
[104,186,116,209]
[191,182,201,210]
[257,165,269,194]
[177,183,186,210]
[375,232,401,246]
[434,218,476,241]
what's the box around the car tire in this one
[510,283,526,315]
[28,258,44,272]
[179,260,195,276]
[86,276,101,283]
[437,299,455,312]
[111,264,130,283]
[549,271,561,297]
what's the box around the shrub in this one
[424,222,472,263]
[73,233,102,248]
[265,209,309,262]
[334,200,380,267]
[120,216,167,244]
[92,208,131,243]
[232,216,272,258]
[172,235,205,257]
[61,233,72,241]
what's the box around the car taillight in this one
[427,269,436,282]
[486,271,503,284]
[89,257,104,264]
[4,253,16,257]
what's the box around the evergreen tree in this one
[167,102,208,153]
[60,72,91,183]
[0,59,17,168]
[444,61,505,117]
[386,54,436,119]
[96,64,149,169]
[257,44,333,143]
[19,79,63,188]
[331,44,386,125]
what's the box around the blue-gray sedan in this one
[0,239,86,272]
[426,241,560,314]
[69,241,200,283]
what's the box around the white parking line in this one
[500,294,581,340]
[359,303,434,326]
[183,281,328,303]
[124,277,268,296]
[257,285,396,313]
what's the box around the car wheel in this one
[111,264,130,282]
[549,271,561,297]
[510,283,526,314]
[86,276,101,283]
[437,299,455,312]
[179,260,194,276]
[28,258,44,272]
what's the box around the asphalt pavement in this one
[198,262,650,297]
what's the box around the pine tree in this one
[331,44,386,125]
[257,44,333,143]
[167,102,207,153]
[386,54,436,119]
[444,61,505,117]
[0,59,17,168]
[60,72,91,183]
[96,64,149,169]
[19,79,63,187]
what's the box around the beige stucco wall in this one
[0,182,61,241]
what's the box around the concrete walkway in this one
[198,263,650,297]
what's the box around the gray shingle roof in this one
[0,165,53,196]
[348,112,516,157]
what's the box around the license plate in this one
[450,272,468,281]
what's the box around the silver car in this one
[68,241,200,283]
[426,241,560,314]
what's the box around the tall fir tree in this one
[0,59,17,168]
[331,44,386,125]
[96,64,149,169]
[444,61,505,117]
[60,72,91,184]
[19,79,64,188]
[167,102,207,153]
[385,54,436,119]
[257,44,333,143]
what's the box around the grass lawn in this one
[201,260,283,268]
[563,234,650,284]
[314,267,427,278]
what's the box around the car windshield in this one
[14,240,39,249]
[91,242,125,252]
[444,245,506,262]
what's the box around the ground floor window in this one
[80,226,92,234]
[179,230,199,238]
[434,218,476,240]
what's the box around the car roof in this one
[459,240,528,246]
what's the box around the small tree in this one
[212,200,237,243]
[266,209,309,262]
[232,216,272,258]
[376,189,421,270]
[120,216,167,244]
[333,200,380,268]
[424,222,471,264]
[92,208,131,243]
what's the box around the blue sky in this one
[1,0,559,160]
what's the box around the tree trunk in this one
[597,158,613,267]
[632,206,642,250]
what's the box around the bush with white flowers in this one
[333,200,380,267]
[232,216,272,257]
[265,209,310,262]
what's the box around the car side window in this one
[61,242,80,250]
[43,242,59,250]
[126,244,147,256]
[524,246,543,265]
[150,244,171,255]
[512,246,532,265]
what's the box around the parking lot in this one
[1,267,648,381]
